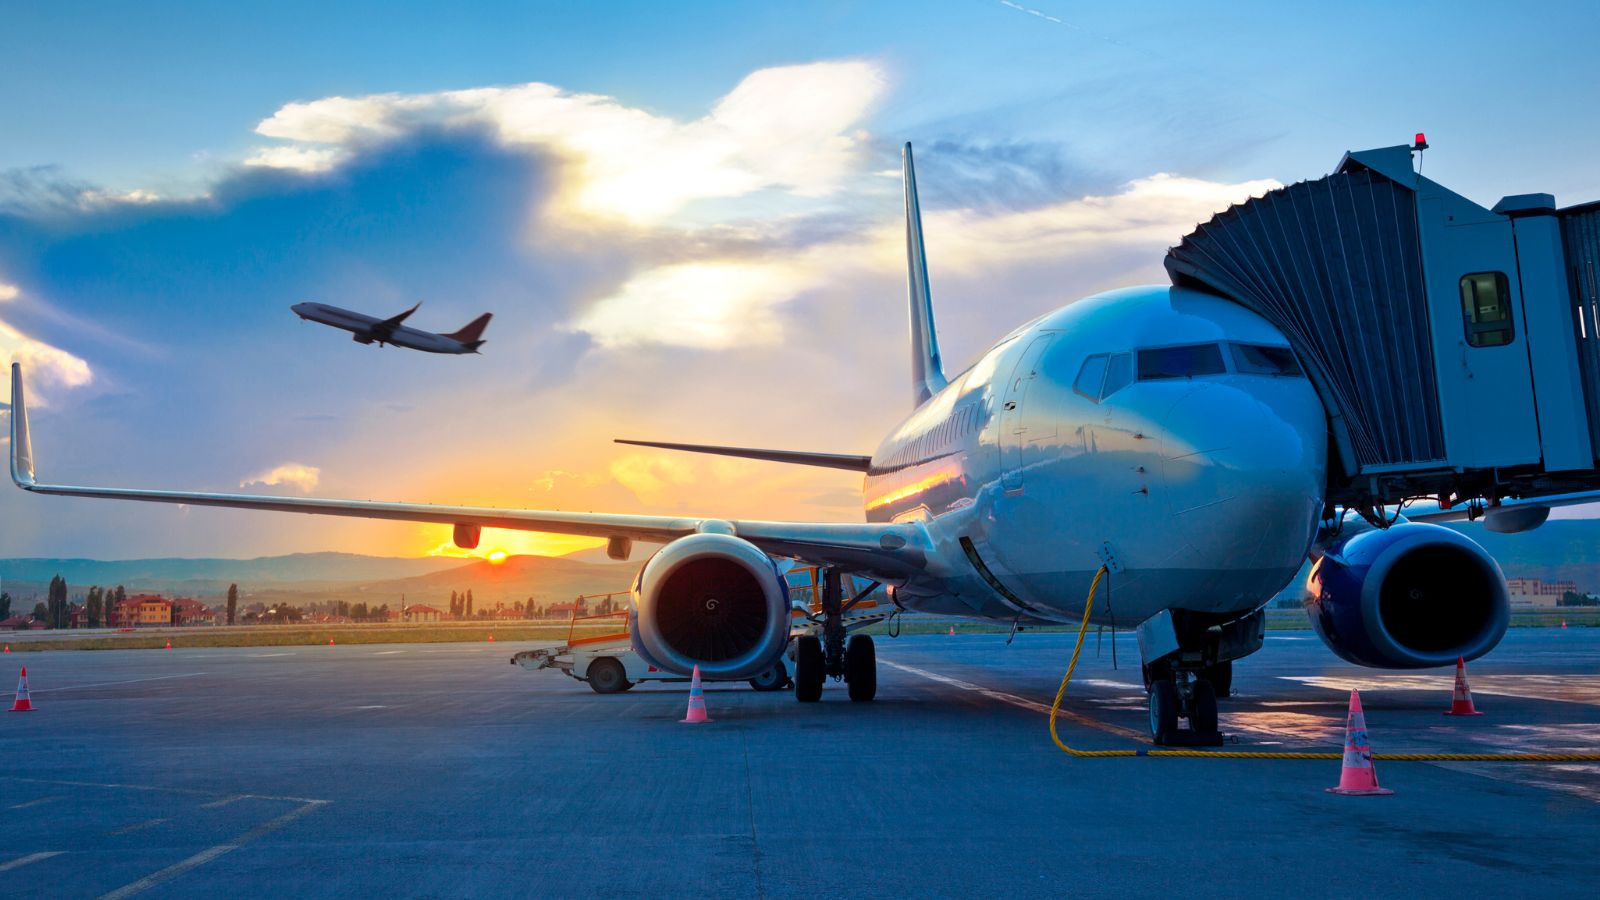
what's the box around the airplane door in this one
[999,334,1056,493]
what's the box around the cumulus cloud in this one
[0,282,17,302]
[572,172,1280,349]
[248,60,888,225]
[608,453,695,503]
[0,318,93,405]
[241,462,321,493]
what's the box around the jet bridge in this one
[1166,142,1600,517]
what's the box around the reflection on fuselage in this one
[864,285,1328,627]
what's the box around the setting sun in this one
[485,549,509,564]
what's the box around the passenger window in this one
[1460,272,1514,347]
[1230,343,1302,377]
[1100,353,1133,399]
[1073,355,1108,400]
[1137,344,1226,380]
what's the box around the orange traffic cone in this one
[488,634,494,643]
[681,665,711,724]
[948,625,955,636]
[1327,690,1392,796]
[328,638,335,646]
[164,639,171,650]
[3,644,8,653]
[9,667,34,712]
[1445,657,1484,716]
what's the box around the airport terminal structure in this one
[1168,140,1600,529]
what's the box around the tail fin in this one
[903,143,947,407]
[444,312,492,345]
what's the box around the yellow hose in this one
[1049,566,1600,761]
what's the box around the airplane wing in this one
[8,365,926,581]
[614,439,873,472]
[380,302,421,328]
[1398,489,1600,530]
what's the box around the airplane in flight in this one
[11,144,1587,745]
[291,300,492,354]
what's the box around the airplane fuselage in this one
[291,302,479,354]
[863,285,1328,627]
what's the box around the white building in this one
[1504,578,1579,608]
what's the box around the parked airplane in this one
[291,300,492,353]
[12,144,1590,744]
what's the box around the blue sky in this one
[2,1,1598,558]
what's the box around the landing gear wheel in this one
[1141,659,1171,694]
[748,661,790,692]
[1200,660,1233,698]
[587,657,631,694]
[794,636,824,702]
[1149,681,1179,742]
[1189,679,1219,736]
[845,634,877,702]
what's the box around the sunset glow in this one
[486,549,509,564]
[426,531,607,560]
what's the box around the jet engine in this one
[1305,522,1509,668]
[629,533,791,679]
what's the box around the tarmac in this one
[2,628,1598,898]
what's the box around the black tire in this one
[1201,660,1233,698]
[587,657,630,694]
[795,636,824,702]
[1149,681,1179,742]
[748,660,789,692]
[1189,679,1219,736]
[845,634,876,702]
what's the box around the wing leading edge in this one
[7,364,924,579]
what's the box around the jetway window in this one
[1137,344,1226,381]
[1073,354,1108,400]
[1230,343,1302,377]
[1101,353,1133,399]
[1460,272,1514,348]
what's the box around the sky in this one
[2,1,1599,560]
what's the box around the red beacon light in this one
[1412,132,1429,151]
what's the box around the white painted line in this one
[881,660,1150,743]
[109,819,169,836]
[29,673,207,694]
[248,652,295,658]
[7,796,60,810]
[371,650,406,655]
[0,851,63,872]
[199,795,246,809]
[0,778,327,805]
[98,800,328,900]
[344,705,389,710]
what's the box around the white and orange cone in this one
[163,639,171,650]
[948,625,955,637]
[1444,656,1484,717]
[681,665,711,724]
[1327,689,1392,796]
[9,667,35,712]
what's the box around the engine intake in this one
[630,533,790,679]
[1306,522,1508,668]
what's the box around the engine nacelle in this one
[1306,522,1508,668]
[629,533,791,679]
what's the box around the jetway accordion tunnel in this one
[1166,143,1600,522]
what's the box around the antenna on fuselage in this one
[904,143,948,408]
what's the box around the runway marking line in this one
[7,796,61,810]
[881,660,1150,743]
[199,795,246,809]
[0,851,63,873]
[97,800,329,900]
[0,777,325,805]
[108,819,169,836]
[29,673,207,694]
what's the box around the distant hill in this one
[0,551,635,609]
[1446,519,1600,589]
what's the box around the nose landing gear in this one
[1145,668,1222,747]
[792,568,879,703]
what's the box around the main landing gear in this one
[794,568,877,703]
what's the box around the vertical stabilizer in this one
[904,143,948,407]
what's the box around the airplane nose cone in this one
[1159,380,1327,600]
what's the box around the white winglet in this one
[10,363,34,487]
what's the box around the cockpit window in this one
[1137,344,1226,381]
[1073,354,1108,400]
[1100,352,1133,399]
[1230,343,1302,377]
